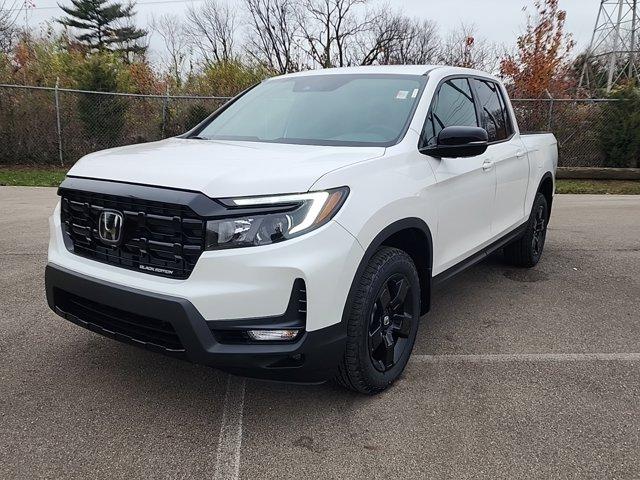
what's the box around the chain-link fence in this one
[0,84,230,166]
[511,98,622,167]
[0,84,626,167]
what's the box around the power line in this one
[579,0,640,92]
[6,0,204,12]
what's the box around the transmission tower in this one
[579,0,640,93]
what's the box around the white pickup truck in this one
[45,65,557,394]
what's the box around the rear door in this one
[421,77,497,273]
[471,78,530,235]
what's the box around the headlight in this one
[205,187,349,250]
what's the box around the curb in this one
[557,167,640,180]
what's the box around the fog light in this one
[247,329,301,341]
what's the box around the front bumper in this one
[45,264,347,382]
[48,201,364,332]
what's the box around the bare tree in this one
[244,0,301,74]
[392,19,440,65]
[439,23,499,73]
[298,0,372,68]
[186,0,236,65]
[0,0,21,53]
[359,11,440,66]
[151,14,191,86]
[357,8,404,66]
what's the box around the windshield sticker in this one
[411,88,419,98]
[396,90,409,100]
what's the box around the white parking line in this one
[210,352,638,479]
[412,353,640,363]
[213,375,246,480]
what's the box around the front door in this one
[421,77,497,274]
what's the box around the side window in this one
[423,78,478,146]
[472,79,511,142]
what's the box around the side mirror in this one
[421,126,489,158]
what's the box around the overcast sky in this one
[18,0,599,59]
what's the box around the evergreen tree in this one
[58,0,147,56]
[598,83,640,168]
[75,54,128,148]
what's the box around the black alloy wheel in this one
[504,192,549,268]
[335,246,421,394]
[368,274,414,372]
[531,204,547,257]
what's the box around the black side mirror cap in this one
[420,126,489,158]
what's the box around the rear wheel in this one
[335,247,420,394]
[504,192,549,268]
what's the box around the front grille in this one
[60,189,206,279]
[54,288,185,354]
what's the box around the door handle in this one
[516,150,526,159]
[482,160,494,172]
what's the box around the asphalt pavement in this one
[1,187,639,479]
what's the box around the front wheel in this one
[504,192,549,268]
[335,247,420,394]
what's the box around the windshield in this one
[193,74,427,147]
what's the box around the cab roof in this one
[274,65,496,80]
[277,65,438,78]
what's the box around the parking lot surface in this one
[1,187,639,479]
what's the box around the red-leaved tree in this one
[500,0,575,98]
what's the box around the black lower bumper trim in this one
[45,264,346,383]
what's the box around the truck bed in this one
[521,132,558,173]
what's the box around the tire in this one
[335,247,421,394]
[504,192,549,268]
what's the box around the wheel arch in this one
[537,172,555,212]
[342,218,434,324]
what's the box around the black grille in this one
[60,189,206,279]
[297,284,307,318]
[54,288,185,353]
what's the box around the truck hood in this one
[68,138,384,197]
